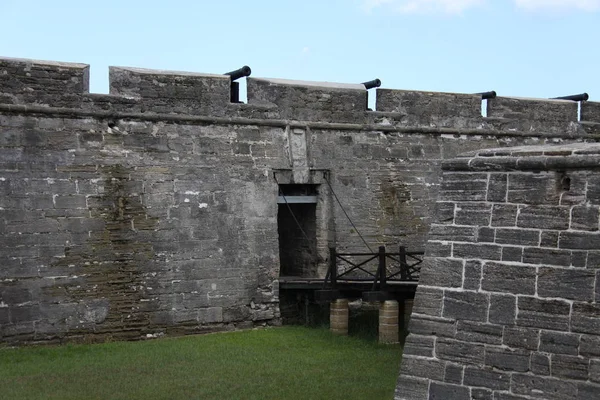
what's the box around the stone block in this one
[403,334,435,357]
[463,260,482,290]
[400,356,444,381]
[539,330,579,355]
[463,366,511,391]
[537,267,595,301]
[470,388,492,400]
[433,202,455,224]
[581,101,600,122]
[412,287,444,317]
[530,352,551,376]
[488,96,578,122]
[439,173,488,202]
[508,173,561,205]
[248,77,367,123]
[489,293,516,325]
[455,321,502,345]
[477,227,495,243]
[491,204,518,227]
[394,376,429,400]
[571,303,600,334]
[495,228,540,246]
[517,205,570,230]
[590,359,600,384]
[481,262,536,295]
[485,347,530,372]
[517,297,570,331]
[511,374,577,400]
[571,206,599,231]
[436,339,485,365]
[540,230,559,248]
[580,335,600,357]
[429,382,471,400]
[409,316,456,338]
[428,225,477,243]
[578,382,600,400]
[426,241,452,258]
[453,243,502,261]
[376,89,481,126]
[559,231,600,250]
[487,173,508,202]
[551,354,589,381]
[454,203,492,226]
[443,291,489,322]
[501,246,523,262]
[444,363,463,384]
[503,327,539,351]
[522,248,572,267]
[418,257,463,288]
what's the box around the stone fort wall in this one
[1,56,599,344]
[395,143,600,399]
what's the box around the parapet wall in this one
[1,56,600,345]
[2,56,600,132]
[396,143,600,399]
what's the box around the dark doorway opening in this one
[277,185,318,278]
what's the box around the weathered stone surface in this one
[539,331,579,356]
[463,260,482,290]
[403,334,435,357]
[571,303,600,334]
[411,287,444,317]
[444,363,464,384]
[484,347,530,372]
[442,291,489,322]
[491,204,518,227]
[455,203,492,226]
[400,355,445,381]
[418,258,463,288]
[436,339,485,365]
[429,382,471,400]
[453,243,502,261]
[511,374,577,400]
[409,315,456,338]
[503,327,539,351]
[394,376,429,400]
[530,352,551,376]
[517,205,570,230]
[517,297,571,331]
[482,262,536,295]
[456,321,503,345]
[552,354,589,381]
[489,293,516,325]
[537,267,596,301]
[464,366,511,390]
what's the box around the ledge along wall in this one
[1,56,600,344]
[395,143,600,400]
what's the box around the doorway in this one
[277,185,318,278]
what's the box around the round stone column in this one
[379,300,399,344]
[330,299,349,335]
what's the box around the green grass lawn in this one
[0,326,402,400]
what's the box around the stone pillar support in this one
[330,298,349,335]
[379,300,399,344]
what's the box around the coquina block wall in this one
[396,143,600,400]
[1,56,600,344]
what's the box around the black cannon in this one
[553,93,589,102]
[477,91,497,100]
[362,79,381,90]
[224,66,252,103]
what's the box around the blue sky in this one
[1,0,599,103]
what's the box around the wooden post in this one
[329,247,337,289]
[378,245,386,291]
[379,300,399,344]
[399,245,408,280]
[330,298,349,335]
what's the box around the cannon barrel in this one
[553,93,589,102]
[477,91,497,100]
[225,66,252,81]
[362,79,381,90]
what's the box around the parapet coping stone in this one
[110,66,228,79]
[249,77,366,91]
[0,55,89,69]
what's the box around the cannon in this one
[362,79,381,90]
[225,65,251,81]
[477,91,497,100]
[224,66,252,103]
[553,93,589,102]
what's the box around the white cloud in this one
[514,0,600,11]
[362,0,484,14]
